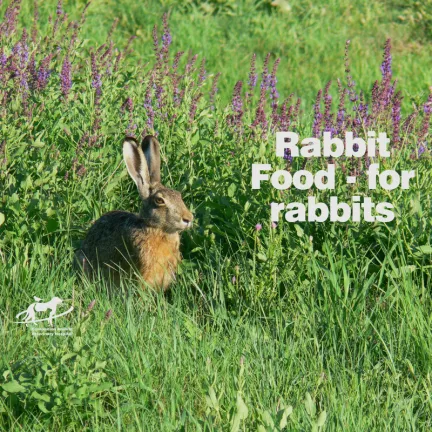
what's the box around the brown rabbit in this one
[74,135,193,290]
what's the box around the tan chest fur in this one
[136,230,181,290]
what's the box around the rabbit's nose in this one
[182,212,194,226]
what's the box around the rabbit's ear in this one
[123,137,150,199]
[141,135,161,185]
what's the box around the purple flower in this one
[424,103,432,115]
[198,58,206,84]
[255,223,262,231]
[188,92,202,124]
[248,53,258,89]
[18,29,29,65]
[161,13,172,48]
[269,59,280,100]
[260,53,271,92]
[284,147,293,163]
[251,85,268,136]
[355,101,369,129]
[56,0,64,17]
[36,54,53,90]
[152,25,163,75]
[172,51,184,72]
[123,97,133,113]
[380,39,392,79]
[0,0,21,38]
[336,109,345,135]
[60,56,72,98]
[418,94,432,143]
[0,50,7,67]
[87,299,96,312]
[278,96,293,131]
[228,81,243,131]
[144,74,155,131]
[209,72,221,109]
[271,222,277,229]
[155,84,164,111]
[269,59,280,127]
[185,54,198,76]
[91,51,102,103]
[323,81,333,134]
[344,40,358,102]
[312,89,323,138]
[418,144,426,156]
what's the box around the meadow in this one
[1,0,432,430]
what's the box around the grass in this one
[16,0,432,109]
[1,0,432,430]
[2,227,432,430]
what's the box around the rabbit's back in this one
[78,211,181,290]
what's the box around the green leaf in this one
[294,224,304,237]
[390,265,416,279]
[316,410,327,427]
[260,409,275,427]
[0,213,4,226]
[32,139,45,148]
[30,391,51,402]
[38,401,50,413]
[417,245,432,255]
[94,360,107,369]
[61,352,77,363]
[256,253,268,262]
[304,392,316,417]
[277,405,293,428]
[205,386,219,411]
[88,382,113,393]
[230,393,248,432]
[227,183,237,198]
[2,380,26,393]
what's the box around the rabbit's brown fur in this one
[75,136,193,291]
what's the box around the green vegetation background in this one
[17,0,432,108]
[1,0,432,430]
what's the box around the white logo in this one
[15,296,74,326]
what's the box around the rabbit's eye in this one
[154,196,165,206]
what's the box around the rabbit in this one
[74,135,194,291]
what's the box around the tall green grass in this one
[1,0,432,430]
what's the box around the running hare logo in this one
[15,296,74,337]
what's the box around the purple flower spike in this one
[312,89,323,138]
[87,299,96,312]
[91,51,102,103]
[60,56,72,98]
[36,54,53,90]
[284,147,293,163]
[209,72,221,109]
[418,144,426,156]
[228,81,244,131]
[162,13,172,47]
[255,223,262,231]
[248,53,258,89]
[380,39,392,80]
[0,0,21,38]
[56,0,64,17]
